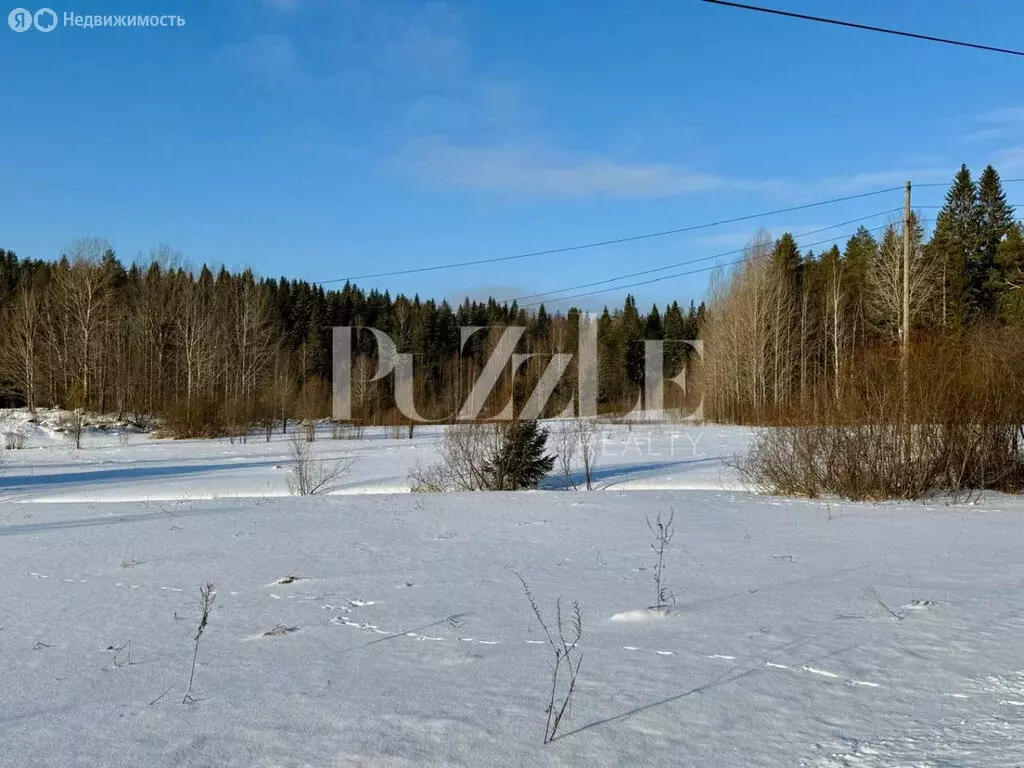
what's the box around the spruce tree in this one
[663,301,686,375]
[621,294,645,393]
[645,304,663,340]
[841,226,878,340]
[931,164,981,328]
[535,304,550,343]
[995,223,1024,325]
[484,420,556,490]
[772,232,802,274]
[978,165,1016,316]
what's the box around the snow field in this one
[1,419,1023,766]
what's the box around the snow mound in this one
[609,607,672,622]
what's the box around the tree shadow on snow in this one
[0,459,284,490]
[543,455,728,490]
[553,642,858,741]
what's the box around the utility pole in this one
[903,180,911,357]
[902,180,912,438]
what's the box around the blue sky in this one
[2,0,1023,312]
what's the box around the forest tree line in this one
[0,240,704,433]
[702,163,1024,423]
[3,162,1020,434]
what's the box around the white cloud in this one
[994,145,1024,173]
[399,138,950,203]
[400,139,763,199]
[962,128,1004,143]
[977,107,1024,125]
[810,168,948,195]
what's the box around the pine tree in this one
[484,420,556,490]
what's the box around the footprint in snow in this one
[262,624,299,637]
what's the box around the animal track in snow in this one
[330,611,884,694]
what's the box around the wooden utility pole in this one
[903,180,911,357]
[902,180,912,435]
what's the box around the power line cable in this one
[316,182,1022,287]
[521,220,923,308]
[315,186,903,284]
[503,208,901,304]
[701,0,1024,57]
[913,178,1024,189]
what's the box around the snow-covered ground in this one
[0,413,748,502]
[2,415,1024,767]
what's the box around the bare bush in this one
[514,572,584,744]
[738,335,1024,500]
[157,398,230,439]
[330,420,364,440]
[183,582,216,704]
[409,423,500,492]
[552,420,580,489]
[741,421,1022,502]
[286,433,354,496]
[550,419,602,490]
[408,420,554,492]
[575,419,600,491]
[3,429,26,451]
[864,586,907,621]
[55,410,86,450]
[646,510,676,610]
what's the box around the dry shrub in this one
[740,331,1024,500]
[409,420,554,492]
[331,420,365,440]
[55,410,86,449]
[157,399,230,438]
[410,422,503,492]
[286,433,354,495]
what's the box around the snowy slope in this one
[2,421,1023,767]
